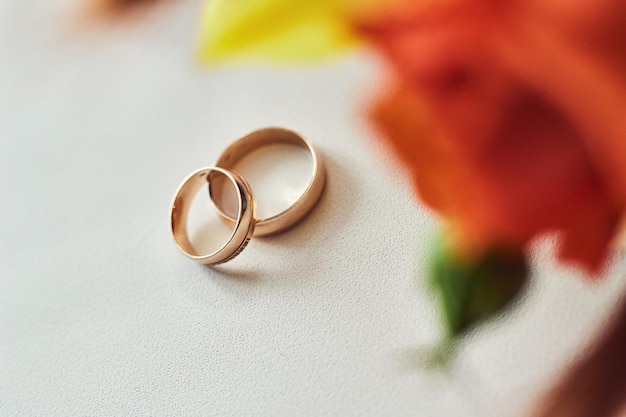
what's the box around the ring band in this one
[170,167,255,265]
[211,128,326,237]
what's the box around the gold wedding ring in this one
[170,167,255,265]
[170,128,325,265]
[211,127,325,237]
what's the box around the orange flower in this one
[358,0,626,273]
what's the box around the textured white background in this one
[1,1,625,416]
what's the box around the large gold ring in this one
[211,127,325,237]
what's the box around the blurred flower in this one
[87,0,168,18]
[359,0,626,273]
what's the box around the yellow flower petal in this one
[197,0,365,63]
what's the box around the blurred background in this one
[1,1,625,416]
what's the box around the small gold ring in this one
[211,128,326,237]
[170,167,255,265]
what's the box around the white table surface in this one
[2,1,625,416]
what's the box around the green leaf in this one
[429,236,529,339]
